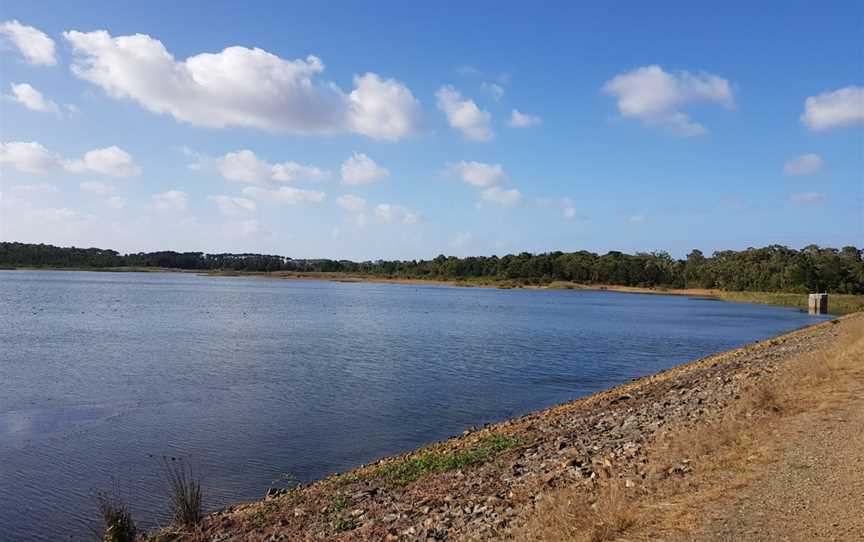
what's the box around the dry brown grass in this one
[510,315,864,542]
[516,477,639,542]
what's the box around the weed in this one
[161,456,203,529]
[96,489,137,542]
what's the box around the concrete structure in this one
[808,293,828,315]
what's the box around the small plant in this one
[327,494,356,532]
[161,456,203,528]
[96,490,137,542]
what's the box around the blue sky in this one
[1,1,861,260]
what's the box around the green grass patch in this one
[714,291,864,315]
[373,434,525,486]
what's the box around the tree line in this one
[1,242,862,294]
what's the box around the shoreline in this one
[5,266,862,314]
[150,314,857,541]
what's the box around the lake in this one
[0,270,828,540]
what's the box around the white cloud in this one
[788,192,826,204]
[0,20,57,66]
[10,183,58,195]
[348,73,424,141]
[627,213,646,223]
[784,154,824,176]
[8,83,60,114]
[336,194,367,213]
[153,190,188,211]
[80,181,126,208]
[447,161,507,187]
[207,195,256,216]
[436,85,493,141]
[1,142,140,177]
[507,109,542,128]
[481,82,504,101]
[480,186,522,207]
[63,30,422,140]
[602,65,734,136]
[242,185,326,206]
[374,203,420,224]
[218,150,271,183]
[34,207,92,223]
[80,180,114,195]
[0,141,59,173]
[801,86,864,131]
[218,149,329,183]
[341,152,389,185]
[538,196,577,220]
[457,65,482,77]
[64,146,142,177]
[271,161,329,182]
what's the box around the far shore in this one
[7,265,863,314]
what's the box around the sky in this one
[0,1,862,260]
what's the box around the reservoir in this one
[0,270,828,540]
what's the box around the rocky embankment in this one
[155,317,847,542]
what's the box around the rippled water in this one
[0,270,828,540]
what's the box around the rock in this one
[383,513,399,523]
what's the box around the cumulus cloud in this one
[348,73,424,141]
[480,186,522,207]
[335,194,367,213]
[107,196,127,209]
[602,65,734,135]
[788,192,827,204]
[80,180,114,195]
[0,141,60,173]
[64,146,142,177]
[2,142,140,177]
[447,160,507,187]
[218,149,329,183]
[801,86,864,131]
[153,190,188,212]
[374,203,420,224]
[784,154,824,176]
[63,30,422,140]
[436,85,493,140]
[341,152,389,185]
[507,109,542,128]
[8,83,60,114]
[242,185,326,206]
[0,20,57,66]
[207,195,256,216]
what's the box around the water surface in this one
[0,270,828,540]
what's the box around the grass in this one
[96,491,138,542]
[373,434,524,485]
[711,290,864,315]
[513,314,864,541]
[162,456,203,529]
[517,476,639,542]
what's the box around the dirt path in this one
[683,334,864,541]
